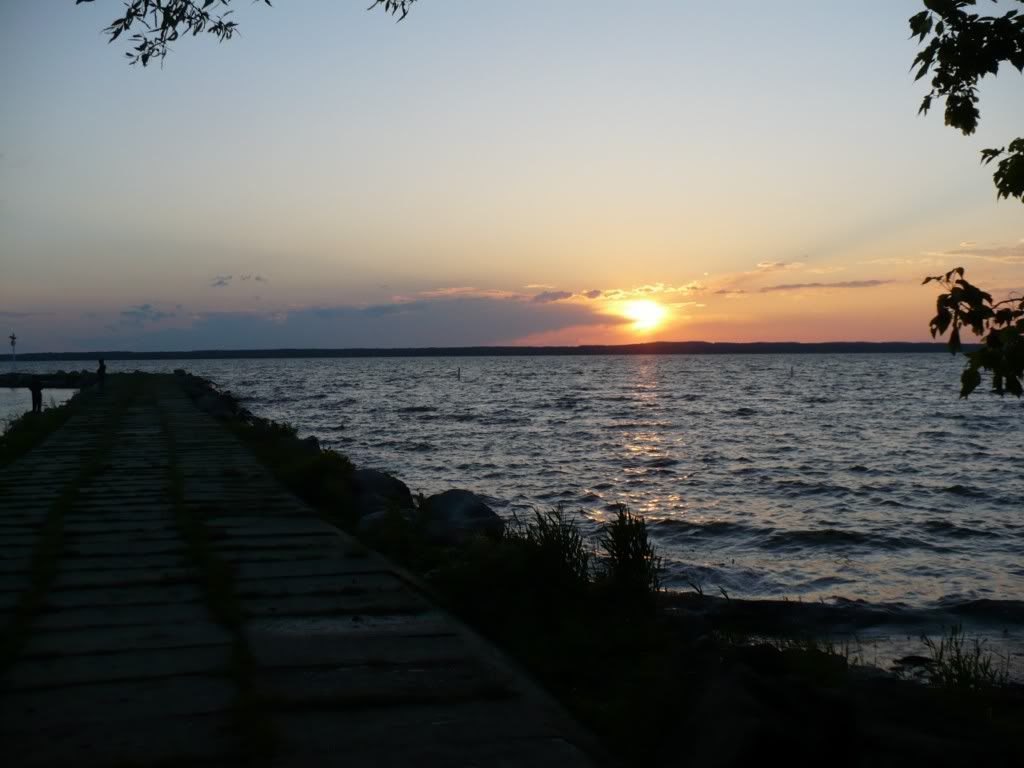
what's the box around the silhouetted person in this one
[29,376,43,413]
[97,358,106,392]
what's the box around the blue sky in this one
[1,1,1021,351]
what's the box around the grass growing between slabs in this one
[156,391,277,767]
[0,377,136,673]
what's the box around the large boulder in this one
[420,489,504,544]
[356,507,418,536]
[352,469,414,518]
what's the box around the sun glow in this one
[621,300,668,333]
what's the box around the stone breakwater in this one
[0,372,599,766]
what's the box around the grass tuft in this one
[596,505,662,600]
[923,624,1009,693]
[508,505,591,592]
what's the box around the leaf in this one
[960,366,982,398]
[909,11,933,42]
[980,147,1005,165]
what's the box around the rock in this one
[356,508,418,535]
[351,469,413,515]
[420,489,504,544]
[298,436,320,454]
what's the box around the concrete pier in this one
[0,376,597,767]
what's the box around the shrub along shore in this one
[3,371,1022,766]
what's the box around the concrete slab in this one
[249,626,466,671]
[0,516,48,529]
[270,704,594,768]
[206,517,343,538]
[0,590,23,614]
[58,552,189,572]
[51,565,197,590]
[33,601,212,631]
[6,644,231,690]
[0,572,33,593]
[44,583,205,609]
[61,519,177,535]
[254,657,514,707]
[0,546,36,564]
[0,558,33,575]
[0,677,235,730]
[1,534,41,548]
[247,617,463,668]
[63,537,185,558]
[233,558,388,582]
[216,537,350,556]
[234,571,403,598]
[241,590,429,619]
[24,621,232,657]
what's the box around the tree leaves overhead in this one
[923,268,1024,397]
[368,1,418,20]
[914,4,1024,399]
[75,0,419,66]
[910,1,1024,203]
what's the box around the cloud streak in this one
[532,290,573,304]
[414,286,523,300]
[119,303,176,326]
[758,280,890,293]
[76,294,624,351]
[0,310,53,318]
[600,282,703,300]
[927,241,1024,265]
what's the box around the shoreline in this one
[8,340,971,361]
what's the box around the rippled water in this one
[7,354,1024,611]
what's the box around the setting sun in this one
[621,300,668,333]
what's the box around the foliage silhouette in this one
[924,267,1024,397]
[912,4,1023,395]
[75,0,418,66]
[910,1,1024,203]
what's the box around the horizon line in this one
[9,340,963,361]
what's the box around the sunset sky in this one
[1,0,1021,352]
